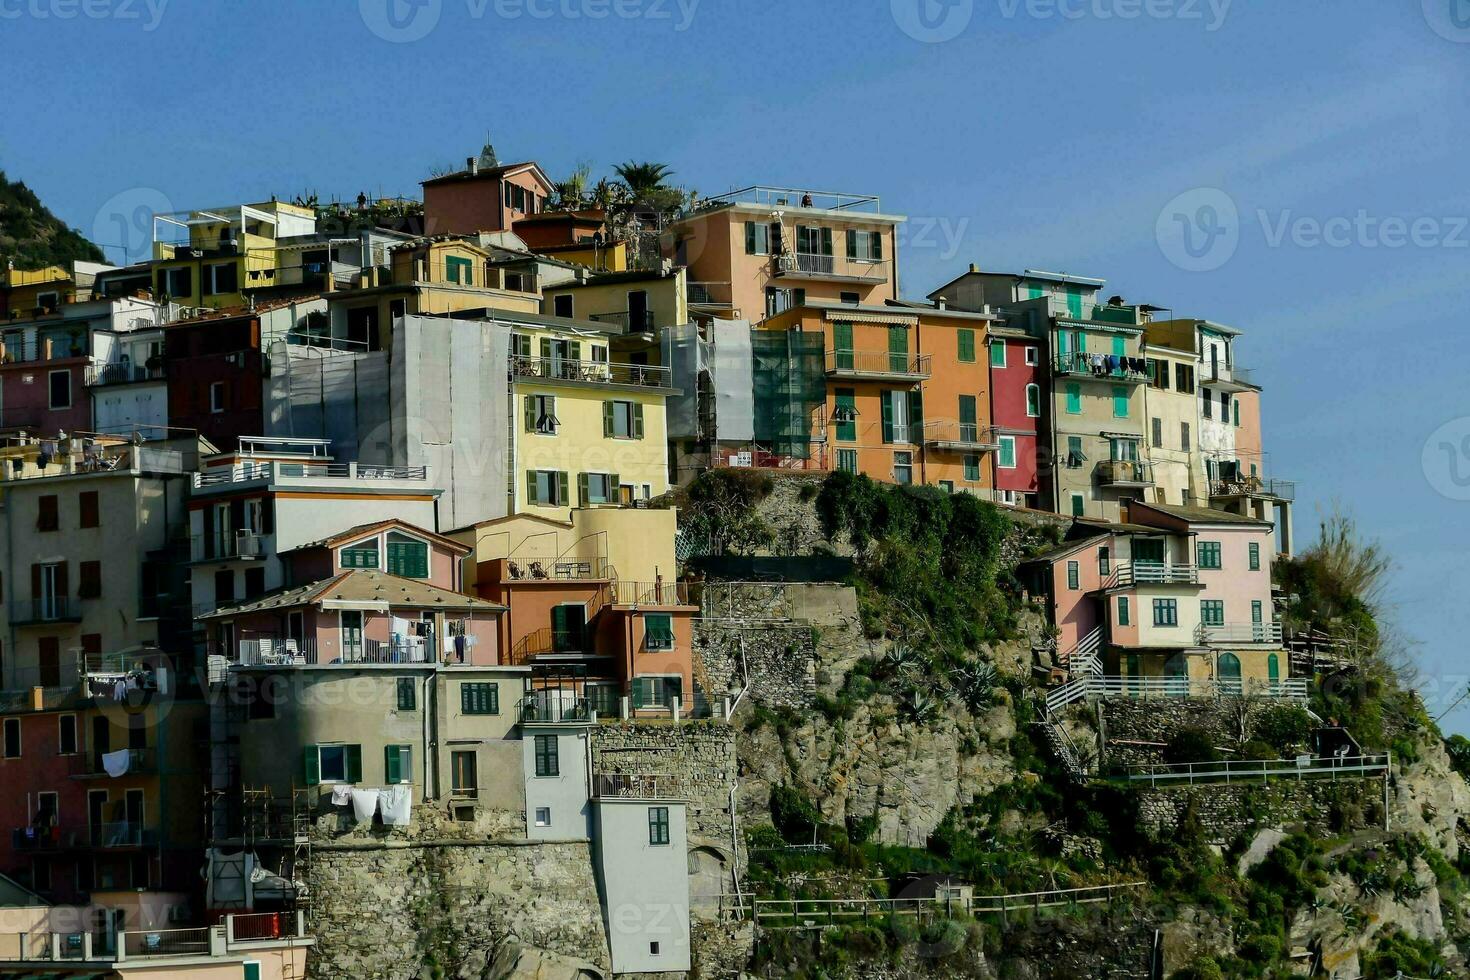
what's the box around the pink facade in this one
[0,360,90,434]
[988,334,1043,500]
[222,603,501,667]
[422,164,555,236]
[1043,537,1108,654]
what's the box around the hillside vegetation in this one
[0,171,104,268]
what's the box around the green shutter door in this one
[632,402,645,439]
[880,392,894,443]
[303,745,319,785]
[1066,384,1081,414]
[959,394,976,440]
[525,471,538,505]
[835,390,856,441]
[524,395,537,432]
[834,322,853,369]
[888,326,908,372]
[1067,288,1083,319]
[958,329,974,362]
[385,746,401,785]
[907,388,922,438]
[1112,385,1129,418]
[345,745,362,784]
[1111,336,1125,358]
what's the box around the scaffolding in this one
[750,330,825,460]
[204,783,313,916]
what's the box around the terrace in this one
[85,361,167,386]
[1194,622,1284,646]
[509,354,673,390]
[592,772,686,800]
[589,310,656,334]
[1210,474,1296,501]
[1044,674,1309,714]
[1095,459,1155,488]
[192,459,428,489]
[0,439,187,485]
[1103,561,1200,588]
[1052,350,1151,384]
[922,420,1001,453]
[2,910,311,966]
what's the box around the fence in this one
[509,355,671,389]
[824,349,932,377]
[7,912,310,962]
[1045,674,1308,714]
[1121,753,1390,787]
[593,773,684,800]
[753,882,1147,931]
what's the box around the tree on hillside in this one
[0,171,105,268]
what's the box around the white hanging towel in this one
[349,788,381,823]
[380,785,412,827]
[101,749,132,778]
[329,785,353,806]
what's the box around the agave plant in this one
[950,661,999,713]
[899,689,939,724]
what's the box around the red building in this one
[163,309,267,449]
[421,160,556,236]
[987,323,1045,509]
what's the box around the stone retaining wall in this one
[1135,778,1383,843]
[590,722,738,849]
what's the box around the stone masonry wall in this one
[694,620,816,711]
[1135,778,1384,844]
[590,722,738,850]
[1094,696,1315,767]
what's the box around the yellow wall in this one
[541,269,688,329]
[1141,347,1207,507]
[454,507,678,590]
[541,240,630,272]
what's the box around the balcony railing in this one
[1044,674,1308,714]
[121,927,212,958]
[0,335,86,364]
[1201,363,1255,390]
[1121,753,1389,787]
[518,694,594,724]
[1194,622,1283,645]
[231,635,442,667]
[1105,561,1199,587]
[686,281,731,308]
[1052,351,1151,383]
[592,772,685,800]
[72,747,154,778]
[509,355,672,389]
[192,461,428,488]
[773,251,889,284]
[11,912,310,962]
[824,349,932,379]
[11,825,79,851]
[922,420,1001,451]
[193,530,265,562]
[497,556,612,582]
[589,310,656,334]
[611,580,692,606]
[1210,476,1296,501]
[92,821,156,848]
[1095,459,1154,487]
[85,362,166,386]
[10,596,81,625]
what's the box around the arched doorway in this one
[1218,652,1242,695]
[1267,652,1281,693]
[1164,653,1188,697]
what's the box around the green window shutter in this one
[959,394,976,426]
[489,684,499,714]
[834,390,856,441]
[1112,385,1129,418]
[539,337,551,360]
[1233,399,1241,426]
[1267,652,1279,683]
[526,471,540,505]
[632,402,645,439]
[524,395,537,432]
[1071,494,1084,517]
[1252,600,1264,624]
[1111,336,1125,357]
[845,229,857,257]
[958,329,974,362]
[871,233,881,260]
[1118,596,1130,626]
[880,392,894,443]
[989,341,1005,367]
[602,401,614,437]
[820,227,833,255]
[345,745,362,784]
[834,321,852,351]
[557,471,569,505]
[744,222,756,254]
[999,438,1015,469]
[907,388,922,433]
[1067,289,1083,320]
[303,745,319,785]
[964,454,979,481]
[577,472,589,505]
[888,325,907,372]
[1065,384,1081,414]
[385,746,401,785]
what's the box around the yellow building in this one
[504,312,675,520]
[1,261,113,319]
[150,201,318,309]
[540,266,689,350]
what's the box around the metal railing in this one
[921,419,1001,449]
[10,596,79,624]
[192,461,427,488]
[498,557,612,582]
[593,772,684,800]
[824,349,932,377]
[509,354,671,389]
[517,695,593,724]
[1105,561,1199,587]
[192,530,265,562]
[1209,476,1296,501]
[702,185,882,213]
[71,747,153,778]
[1053,350,1152,382]
[612,580,691,606]
[233,636,440,667]
[1095,459,1154,487]
[686,281,731,307]
[1121,753,1390,787]
[85,362,166,386]
[753,882,1147,930]
[1195,622,1284,645]
[1045,674,1308,714]
[714,446,827,471]
[225,910,307,943]
[0,335,84,363]
[589,310,656,333]
[93,821,155,848]
[8,912,309,962]
[121,927,211,958]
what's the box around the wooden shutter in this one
[959,395,976,427]
[345,745,362,784]
[539,337,551,361]
[55,562,68,598]
[577,472,589,506]
[303,746,320,785]
[556,472,569,506]
[80,562,101,599]
[907,389,922,434]
[872,233,881,260]
[880,392,893,443]
[525,395,537,432]
[31,564,41,601]
[384,746,401,784]
[230,499,245,533]
[525,471,538,505]
[602,402,614,437]
[261,498,274,535]
[79,491,99,529]
[632,402,644,439]
[845,229,857,257]
[744,222,756,254]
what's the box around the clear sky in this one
[3,0,1467,727]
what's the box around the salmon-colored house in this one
[421,159,556,237]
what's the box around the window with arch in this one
[1025,383,1041,418]
[386,532,429,578]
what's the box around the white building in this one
[594,789,691,974]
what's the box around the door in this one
[88,790,108,846]
[1267,653,1281,693]
[627,290,649,332]
[451,751,478,798]
[1164,653,1188,696]
[286,612,305,657]
[341,611,364,661]
[551,604,586,653]
[124,789,144,845]
[1217,652,1242,695]
[39,637,60,687]
[91,717,111,775]
[1132,538,1166,576]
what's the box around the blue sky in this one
[3,0,1468,727]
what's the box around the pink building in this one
[421,160,556,237]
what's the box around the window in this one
[963,453,980,481]
[461,682,499,715]
[1112,385,1129,418]
[845,229,883,261]
[386,532,429,577]
[1066,436,1084,467]
[306,744,361,784]
[1252,600,1264,624]
[840,291,860,304]
[1117,596,1130,626]
[79,491,99,529]
[1152,598,1179,626]
[880,388,912,443]
[445,255,474,285]
[644,613,674,651]
[836,448,858,474]
[451,750,478,798]
[795,224,833,257]
[214,568,234,604]
[1024,346,1039,365]
[341,541,380,568]
[1219,392,1231,423]
[1174,363,1195,393]
[384,745,413,784]
[244,567,265,599]
[209,381,225,414]
[648,806,671,845]
[526,470,570,507]
[998,436,1016,469]
[1098,547,1110,575]
[78,561,101,599]
[156,266,190,298]
[957,329,976,362]
[1248,542,1260,571]
[632,675,681,709]
[580,472,617,505]
[396,677,416,711]
[603,400,645,439]
[833,389,856,441]
[3,718,19,758]
[938,480,954,493]
[1065,383,1081,414]
[1233,398,1241,427]
[552,294,573,318]
[203,262,237,295]
[38,495,58,532]
[1180,421,1191,452]
[524,394,559,434]
[989,341,1006,367]
[48,370,71,410]
[1025,383,1041,417]
[892,451,912,485]
[1197,541,1222,569]
[1151,417,1163,448]
[58,714,77,755]
[744,221,776,255]
[1066,561,1079,590]
[1200,600,1225,626]
[1202,391,1213,419]
[1070,493,1085,517]
[533,734,559,777]
[535,807,551,827]
[832,321,854,369]
[650,942,661,956]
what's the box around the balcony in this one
[592,772,685,800]
[922,420,1001,453]
[589,310,656,334]
[1104,561,1200,588]
[1052,351,1151,384]
[494,556,612,582]
[824,349,931,382]
[1195,622,1284,646]
[11,825,79,852]
[517,694,594,725]
[1210,476,1295,501]
[686,281,731,310]
[10,596,82,626]
[71,747,155,778]
[1201,363,1255,392]
[1095,459,1155,488]
[191,460,428,489]
[509,355,673,391]
[13,912,310,965]
[85,361,166,386]
[192,530,265,562]
[0,334,86,365]
[231,636,440,667]
[774,251,888,285]
[91,821,157,848]
[610,580,692,606]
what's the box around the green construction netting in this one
[751,330,826,458]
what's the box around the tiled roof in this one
[285,519,470,555]
[1132,501,1272,526]
[203,570,504,619]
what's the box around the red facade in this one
[989,334,1044,502]
[164,314,265,449]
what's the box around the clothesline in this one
[329,784,412,826]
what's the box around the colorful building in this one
[150,201,318,310]
[984,321,1045,508]
[421,159,556,237]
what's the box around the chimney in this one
[935,296,947,310]
[969,263,979,273]
[467,156,478,176]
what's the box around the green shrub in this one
[1164,728,1222,764]
[1239,739,1280,761]
[1170,956,1224,980]
[1253,705,1315,753]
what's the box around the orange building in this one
[421,159,556,236]
[753,300,1001,492]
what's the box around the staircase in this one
[1034,716,1089,781]
[1059,626,1103,678]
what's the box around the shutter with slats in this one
[556,472,569,506]
[880,392,893,444]
[345,745,362,784]
[303,746,320,784]
[525,471,538,505]
[632,402,644,439]
[602,402,614,437]
[577,473,589,506]
[845,229,857,258]
[524,395,537,432]
[384,746,401,785]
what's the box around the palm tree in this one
[554,163,592,210]
[612,161,674,198]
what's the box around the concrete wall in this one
[595,799,691,974]
[522,725,592,841]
